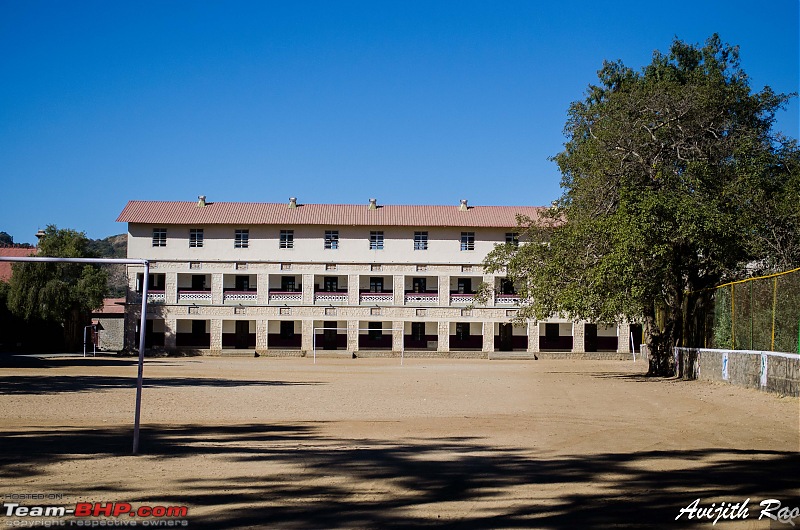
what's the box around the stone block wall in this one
[96,317,125,352]
[675,347,799,397]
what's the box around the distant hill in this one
[88,234,127,259]
[88,234,128,297]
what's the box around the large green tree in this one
[6,225,108,351]
[482,35,797,375]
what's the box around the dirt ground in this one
[1,355,798,529]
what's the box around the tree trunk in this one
[644,303,681,377]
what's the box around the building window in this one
[455,323,470,340]
[280,321,295,339]
[414,231,428,250]
[152,228,167,247]
[460,232,475,251]
[234,229,249,249]
[368,321,382,341]
[500,279,515,294]
[411,322,425,341]
[323,277,338,292]
[506,232,519,247]
[324,230,339,250]
[369,277,384,293]
[370,231,384,250]
[280,230,294,249]
[189,229,204,248]
[281,276,296,292]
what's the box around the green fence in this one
[712,267,800,353]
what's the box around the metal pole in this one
[401,324,404,366]
[631,331,636,362]
[133,262,149,455]
[83,325,88,358]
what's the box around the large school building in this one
[117,197,637,357]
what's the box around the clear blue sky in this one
[1,0,797,244]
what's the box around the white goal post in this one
[312,325,406,365]
[0,256,150,455]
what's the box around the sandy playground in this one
[1,355,798,529]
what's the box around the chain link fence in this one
[712,267,800,354]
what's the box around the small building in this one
[0,246,37,282]
[92,298,126,352]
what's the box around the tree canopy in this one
[6,225,108,350]
[482,35,798,375]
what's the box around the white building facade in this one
[118,198,635,357]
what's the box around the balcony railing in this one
[223,290,258,303]
[177,290,212,302]
[314,291,348,303]
[147,290,166,303]
[133,290,166,303]
[404,292,438,304]
[360,292,394,304]
[495,293,521,305]
[449,293,475,304]
[269,291,302,303]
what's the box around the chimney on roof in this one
[197,195,207,207]
[288,197,297,208]
[368,198,377,210]
[459,199,468,211]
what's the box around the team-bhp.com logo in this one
[3,502,189,526]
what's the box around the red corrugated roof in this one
[92,297,126,315]
[117,201,545,228]
[0,247,37,281]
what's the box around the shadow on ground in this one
[2,422,798,529]
[0,375,321,395]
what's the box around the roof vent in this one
[459,199,468,211]
[368,198,377,210]
[288,197,297,208]
[197,195,207,207]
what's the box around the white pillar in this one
[301,320,314,353]
[209,319,222,352]
[527,320,539,353]
[483,321,494,353]
[618,322,631,353]
[392,320,403,352]
[164,317,177,349]
[347,320,359,352]
[393,275,405,305]
[573,321,586,353]
[302,274,315,305]
[256,320,268,352]
[438,275,450,307]
[438,321,450,352]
